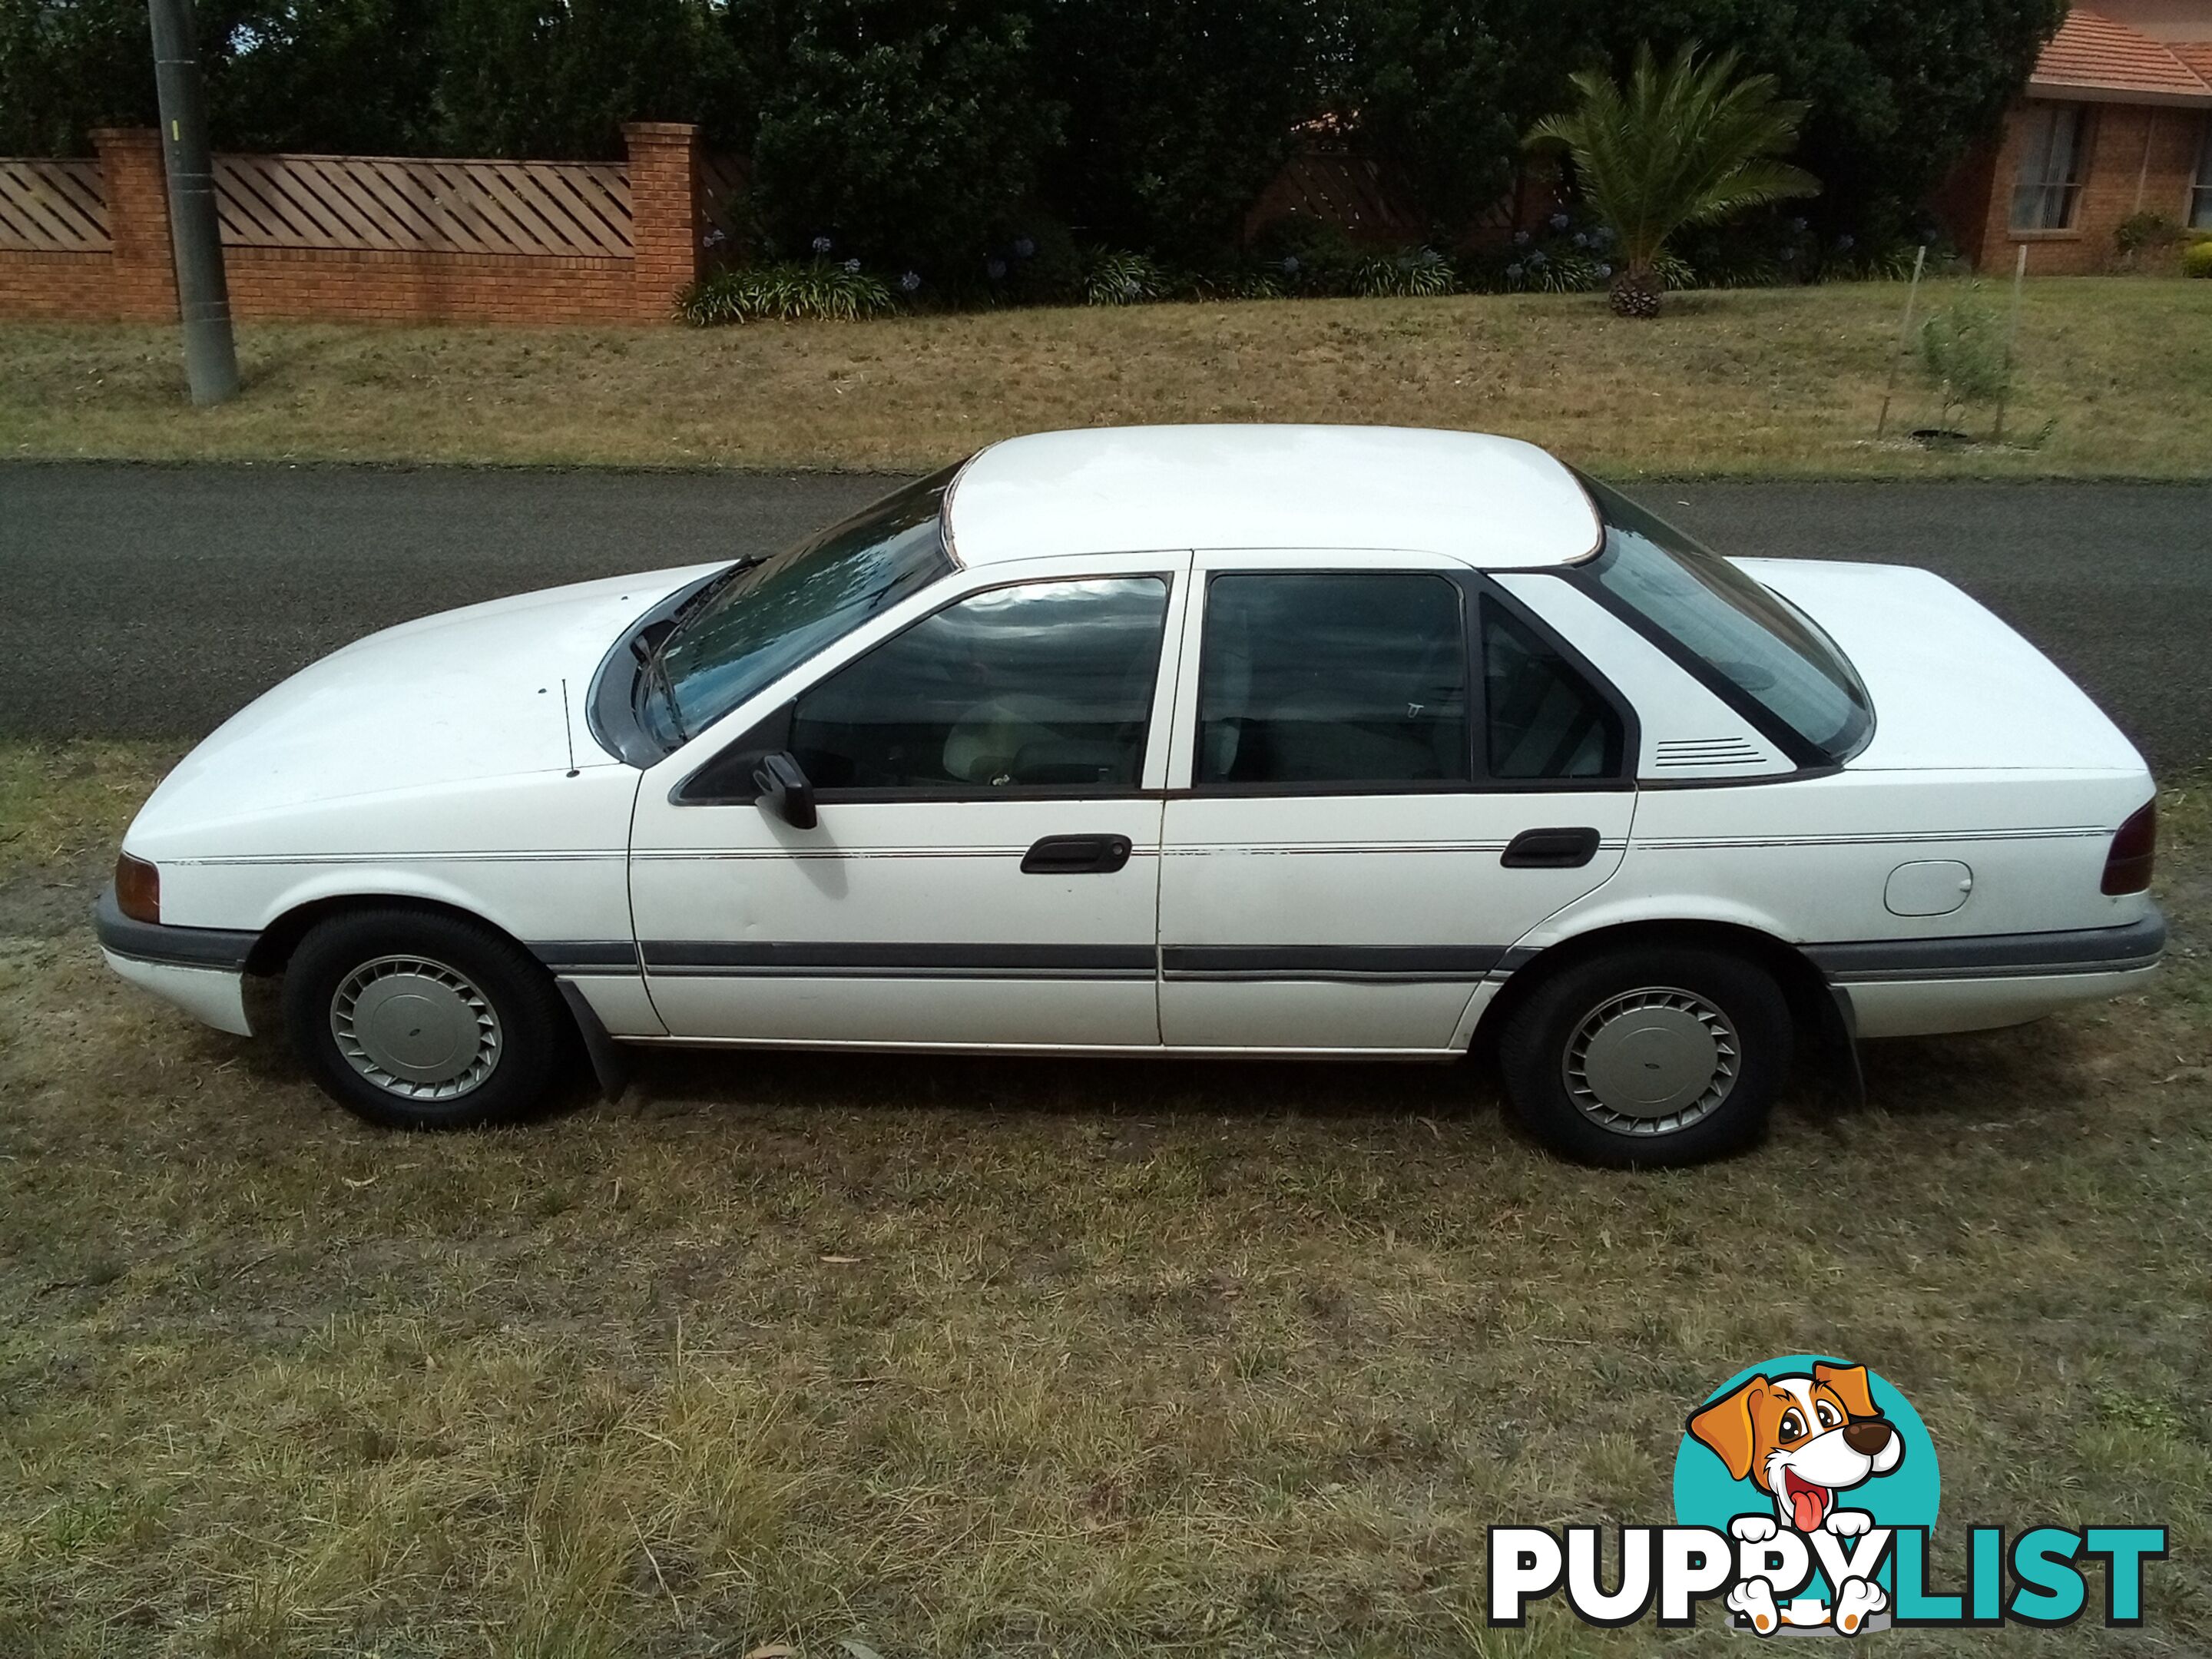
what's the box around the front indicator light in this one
[115,852,161,922]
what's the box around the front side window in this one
[1484,603,1623,779]
[1578,475,1870,764]
[651,465,962,744]
[2012,103,2089,230]
[1197,573,1469,787]
[790,578,1170,791]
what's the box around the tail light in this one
[115,853,161,922]
[2101,800,2157,896]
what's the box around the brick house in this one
[1933,2,2212,272]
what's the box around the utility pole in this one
[147,0,238,404]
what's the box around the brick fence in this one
[0,124,727,326]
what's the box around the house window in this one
[2011,104,2091,230]
[2194,118,2212,230]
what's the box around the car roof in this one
[942,424,1602,568]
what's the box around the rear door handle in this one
[1501,826,1601,869]
[1022,834,1134,875]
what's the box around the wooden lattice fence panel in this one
[0,159,110,252]
[214,154,632,257]
[700,151,751,245]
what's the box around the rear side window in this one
[1483,603,1624,779]
[1577,473,1870,763]
[1197,573,1469,786]
[790,577,1169,791]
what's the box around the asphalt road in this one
[2,465,2206,770]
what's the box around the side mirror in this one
[751,750,817,830]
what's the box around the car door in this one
[1156,554,1638,1053]
[629,553,1190,1049]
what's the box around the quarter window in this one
[1577,473,1870,764]
[788,578,1169,791]
[2011,104,2089,230]
[1483,604,1623,779]
[1197,573,1469,786]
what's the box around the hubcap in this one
[1564,986,1739,1136]
[331,955,502,1100]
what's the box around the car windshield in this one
[649,464,964,746]
[1577,474,1872,763]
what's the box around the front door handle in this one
[1501,826,1601,869]
[1022,834,1133,875]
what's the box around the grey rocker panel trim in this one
[1161,944,1507,982]
[638,940,1157,979]
[549,940,1515,984]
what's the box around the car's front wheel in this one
[283,907,570,1129]
[1495,945,1793,1167]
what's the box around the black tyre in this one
[1496,945,1793,1167]
[282,906,571,1130]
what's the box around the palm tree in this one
[1526,43,1819,318]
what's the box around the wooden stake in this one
[1994,243,2027,443]
[1875,243,1927,440]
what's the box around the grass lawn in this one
[2,277,2208,479]
[2,740,2207,1656]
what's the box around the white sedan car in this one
[97,426,2162,1164]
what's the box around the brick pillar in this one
[624,122,703,323]
[92,127,179,322]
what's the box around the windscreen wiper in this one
[631,622,687,743]
[664,555,763,634]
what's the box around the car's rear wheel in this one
[283,907,569,1129]
[1496,945,1792,1167]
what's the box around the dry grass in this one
[3,278,2209,479]
[2,741,2209,1656]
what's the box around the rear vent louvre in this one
[1654,737,1769,769]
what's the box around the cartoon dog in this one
[1687,1361,1904,1637]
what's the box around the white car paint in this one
[945,424,1603,568]
[99,426,2161,1088]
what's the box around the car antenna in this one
[560,679,579,777]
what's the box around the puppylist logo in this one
[1489,1355,2167,1636]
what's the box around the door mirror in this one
[751,750,818,829]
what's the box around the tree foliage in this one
[1557,0,2065,239]
[0,0,2065,272]
[432,0,730,159]
[1326,0,1586,236]
[731,0,1061,273]
[1527,41,1818,306]
[1036,0,1316,263]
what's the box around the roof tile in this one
[2169,41,2212,84]
[2031,9,2212,98]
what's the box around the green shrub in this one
[1353,246,1457,298]
[1918,284,2011,426]
[1081,249,1169,306]
[2115,211,2181,257]
[679,262,896,326]
[1248,213,1363,297]
[2184,239,2212,279]
[1191,268,1286,301]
